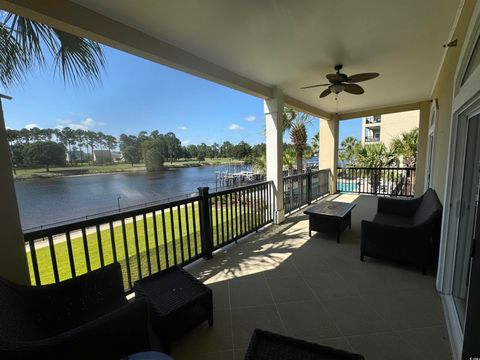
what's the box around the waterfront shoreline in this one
[14,159,245,181]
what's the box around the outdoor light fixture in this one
[329,83,346,94]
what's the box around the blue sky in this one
[1,46,361,146]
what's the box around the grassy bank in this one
[26,201,262,289]
[14,158,245,180]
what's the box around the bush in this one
[197,154,205,161]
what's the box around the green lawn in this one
[27,200,267,290]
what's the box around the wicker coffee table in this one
[133,266,213,353]
[304,201,356,243]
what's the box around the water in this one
[15,165,247,230]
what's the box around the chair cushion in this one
[372,213,414,227]
[413,189,442,226]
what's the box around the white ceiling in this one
[73,0,460,114]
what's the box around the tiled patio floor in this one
[170,194,451,360]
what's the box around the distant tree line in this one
[5,126,268,172]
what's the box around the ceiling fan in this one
[301,64,379,98]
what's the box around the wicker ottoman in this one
[244,329,365,360]
[133,266,213,353]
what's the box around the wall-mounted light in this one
[443,39,457,48]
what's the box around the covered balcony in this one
[173,194,449,360]
[0,0,477,359]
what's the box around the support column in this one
[265,87,285,224]
[319,115,339,194]
[0,96,30,284]
[415,101,431,196]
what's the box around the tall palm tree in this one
[282,107,312,173]
[311,133,319,156]
[391,127,419,167]
[0,12,105,88]
[339,136,360,165]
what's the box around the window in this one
[462,34,480,85]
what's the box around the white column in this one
[265,87,285,224]
[0,96,30,284]
[319,116,339,194]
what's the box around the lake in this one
[15,164,247,230]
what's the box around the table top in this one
[134,266,211,316]
[303,201,356,218]
[124,351,173,360]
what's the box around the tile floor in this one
[169,194,451,360]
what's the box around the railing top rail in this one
[24,195,201,241]
[338,167,416,171]
[209,180,272,196]
[283,169,328,180]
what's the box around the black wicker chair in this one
[361,188,443,273]
[244,329,364,359]
[0,262,150,360]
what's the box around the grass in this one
[27,200,267,290]
[14,158,245,180]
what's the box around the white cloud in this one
[244,115,256,122]
[5,125,12,130]
[82,117,95,126]
[182,139,191,145]
[228,123,243,130]
[25,123,41,130]
[177,126,188,131]
[55,117,105,131]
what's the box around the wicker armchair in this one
[361,188,443,273]
[244,329,364,359]
[0,262,150,360]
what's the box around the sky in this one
[1,46,362,146]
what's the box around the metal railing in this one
[24,181,274,293]
[283,169,329,213]
[337,167,416,197]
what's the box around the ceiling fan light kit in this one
[301,64,379,98]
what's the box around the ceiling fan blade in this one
[344,83,365,95]
[319,88,331,98]
[347,72,379,83]
[300,83,330,89]
[326,73,345,83]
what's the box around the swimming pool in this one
[337,182,358,192]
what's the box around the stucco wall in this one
[430,0,476,204]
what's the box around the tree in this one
[391,127,419,167]
[143,139,167,171]
[105,135,118,162]
[339,136,360,165]
[0,13,105,88]
[354,143,398,194]
[22,141,66,171]
[122,146,140,167]
[311,133,319,156]
[283,107,312,172]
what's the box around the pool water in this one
[337,182,358,192]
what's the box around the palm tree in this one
[0,12,105,88]
[391,127,419,167]
[282,107,312,173]
[311,133,319,156]
[339,136,360,165]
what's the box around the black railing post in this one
[198,187,214,259]
[306,169,312,204]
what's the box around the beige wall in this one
[429,0,476,204]
[361,110,420,147]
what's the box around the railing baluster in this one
[28,239,41,285]
[169,207,177,264]
[121,218,132,289]
[109,221,117,263]
[235,191,239,239]
[142,213,152,276]
[65,231,76,278]
[152,212,161,271]
[225,193,230,243]
[95,224,104,268]
[220,194,225,244]
[48,235,60,283]
[192,201,199,257]
[132,216,142,280]
[81,228,91,272]
[214,196,220,246]
[161,208,169,268]
[177,205,185,263]
[184,204,192,261]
